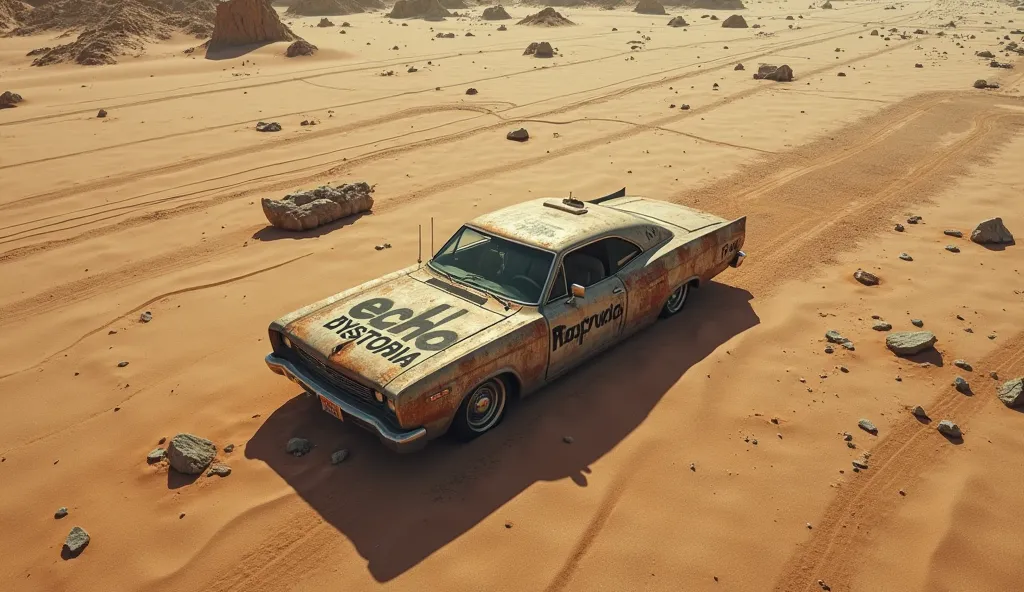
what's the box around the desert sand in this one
[1,0,1023,590]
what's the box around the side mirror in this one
[571,284,586,299]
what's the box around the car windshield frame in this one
[428,225,556,306]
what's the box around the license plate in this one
[319,395,344,421]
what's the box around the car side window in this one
[548,264,568,302]
[561,237,642,288]
[604,237,642,273]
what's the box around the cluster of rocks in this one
[752,64,794,81]
[0,90,24,108]
[825,329,855,352]
[523,41,554,57]
[262,182,374,231]
[517,7,575,26]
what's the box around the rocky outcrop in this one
[667,16,688,26]
[388,0,451,19]
[208,0,298,52]
[885,331,937,356]
[482,5,511,19]
[167,433,216,475]
[0,90,23,108]
[262,182,374,231]
[970,217,1014,245]
[286,39,317,57]
[0,0,30,31]
[285,0,366,16]
[752,64,794,81]
[662,0,744,8]
[517,7,575,26]
[721,14,747,27]
[634,0,666,14]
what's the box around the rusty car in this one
[265,189,746,452]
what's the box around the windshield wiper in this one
[459,274,512,311]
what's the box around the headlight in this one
[282,335,292,349]
[374,390,384,403]
[387,399,396,412]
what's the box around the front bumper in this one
[265,353,428,453]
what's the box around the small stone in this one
[894,223,905,232]
[819,580,832,591]
[117,361,129,367]
[840,342,855,351]
[255,121,282,132]
[898,252,913,261]
[840,366,849,373]
[937,420,962,438]
[751,439,758,445]
[945,245,960,253]
[886,331,937,356]
[899,489,906,496]
[223,444,235,453]
[771,417,779,424]
[846,441,856,449]
[507,128,529,142]
[911,319,924,327]
[853,269,880,286]
[843,433,852,441]
[287,437,313,456]
[680,104,690,110]
[331,449,350,465]
[63,526,90,558]
[777,433,783,439]
[997,378,1023,408]
[55,507,68,519]
[97,109,107,118]
[690,462,696,471]
[147,448,166,464]
[912,405,928,418]
[990,371,999,380]
[964,327,974,333]
[139,311,152,323]
[806,522,813,529]
[858,419,878,434]
[167,434,215,474]
[207,465,231,477]
[852,459,869,470]
[563,435,574,444]
[954,359,973,371]
[907,215,922,224]
[824,345,834,354]
[872,321,892,331]
[943,229,963,238]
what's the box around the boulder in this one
[668,16,688,27]
[389,0,451,20]
[63,526,90,558]
[0,90,23,109]
[852,268,879,285]
[821,0,832,8]
[885,331,937,356]
[262,182,374,232]
[167,433,216,475]
[507,128,529,141]
[317,18,334,27]
[517,7,575,26]
[207,0,298,52]
[937,420,961,439]
[256,121,282,132]
[634,0,667,14]
[911,405,928,418]
[482,5,511,20]
[997,378,1023,408]
[286,39,318,57]
[752,64,794,81]
[721,14,747,28]
[970,218,1014,245]
[523,41,553,57]
[858,419,878,434]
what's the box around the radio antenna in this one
[430,217,434,259]
[417,224,422,265]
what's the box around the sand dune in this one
[1,0,1023,590]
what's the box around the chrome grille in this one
[293,346,377,405]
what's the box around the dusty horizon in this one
[1,0,1023,590]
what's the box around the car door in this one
[543,240,629,380]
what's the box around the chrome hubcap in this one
[667,284,688,312]
[466,380,505,432]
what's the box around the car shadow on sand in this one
[245,281,759,582]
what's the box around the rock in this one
[261,182,374,232]
[945,245,960,253]
[207,0,299,53]
[953,359,972,371]
[147,448,166,464]
[976,50,995,58]
[937,420,961,439]
[821,1,832,8]
[953,376,970,394]
[853,269,879,286]
[734,63,744,70]
[872,321,892,331]
[943,229,963,238]
[911,405,928,418]
[858,419,878,434]
[837,72,846,77]
[870,29,879,35]
[852,459,869,470]
[997,378,1023,408]
[911,319,924,327]
[139,311,152,323]
[286,39,318,57]
[63,526,90,558]
[96,109,108,118]
[435,32,455,38]
[497,24,507,30]
[907,215,922,224]
[389,0,451,19]
[825,330,848,344]
[256,121,282,132]
[680,104,690,110]
[523,41,553,57]
[563,435,574,444]
[55,507,68,519]
[973,79,992,89]
[117,361,129,367]
[899,253,912,261]
[752,64,794,82]
[317,18,334,27]
[287,437,313,456]
[330,449,350,464]
[843,432,853,441]
[634,0,667,15]
[915,63,923,68]
[970,218,1014,245]
[0,91,24,109]
[721,14,747,28]
[507,128,529,142]
[224,444,235,453]
[668,16,689,27]
[167,434,216,475]
[465,87,478,95]
[207,465,232,477]
[886,331,937,356]
[517,7,575,26]
[894,223,905,232]
[824,345,834,354]
[482,5,511,20]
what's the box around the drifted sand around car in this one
[1,0,1023,590]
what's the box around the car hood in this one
[282,271,514,389]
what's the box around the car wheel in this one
[659,282,690,318]
[451,377,508,441]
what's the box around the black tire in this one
[451,377,508,441]
[659,282,691,318]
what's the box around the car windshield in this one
[429,226,554,304]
